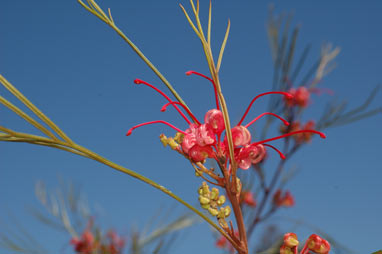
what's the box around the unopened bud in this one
[208,207,219,216]
[217,195,226,206]
[199,195,210,205]
[174,132,184,143]
[201,203,210,209]
[210,188,219,200]
[167,138,179,149]
[160,134,168,146]
[224,206,231,217]
[201,182,210,196]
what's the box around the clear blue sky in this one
[1,0,381,253]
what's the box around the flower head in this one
[70,230,96,254]
[280,232,331,254]
[126,71,325,170]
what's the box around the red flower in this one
[241,191,257,207]
[70,231,95,254]
[273,189,295,207]
[281,232,331,254]
[126,71,325,169]
[285,87,310,108]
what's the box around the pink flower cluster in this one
[126,71,325,170]
[70,229,125,254]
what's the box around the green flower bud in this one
[224,206,231,217]
[201,182,210,196]
[210,188,219,200]
[174,132,184,143]
[167,138,179,149]
[199,195,210,205]
[208,207,219,216]
[217,195,226,206]
[217,208,225,219]
[159,134,168,147]
[201,203,210,209]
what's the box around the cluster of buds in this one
[70,229,125,254]
[280,233,330,254]
[280,120,317,144]
[273,189,295,207]
[126,71,325,171]
[198,182,231,226]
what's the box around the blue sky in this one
[1,0,382,254]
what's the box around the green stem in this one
[77,0,190,113]
[0,127,236,247]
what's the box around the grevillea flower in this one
[70,230,96,254]
[280,233,331,254]
[287,86,311,107]
[103,230,126,254]
[273,189,295,207]
[126,71,325,169]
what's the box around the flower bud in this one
[210,188,219,200]
[283,233,299,248]
[160,134,168,146]
[201,203,210,209]
[217,195,226,206]
[174,132,184,143]
[208,207,219,216]
[199,195,210,205]
[224,206,231,217]
[201,182,210,196]
[167,138,179,149]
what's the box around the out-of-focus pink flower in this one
[273,189,295,207]
[285,87,310,108]
[70,231,95,254]
[241,191,257,207]
[105,230,126,254]
[215,231,238,254]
